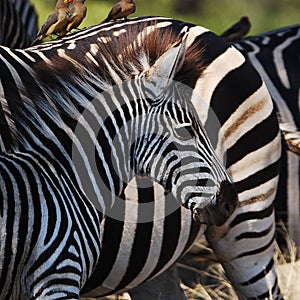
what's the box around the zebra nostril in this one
[190,182,238,226]
[224,203,230,213]
[222,201,236,218]
[197,181,238,226]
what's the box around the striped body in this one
[0,0,38,48]
[196,33,282,298]
[0,151,101,299]
[234,24,300,248]
[0,17,239,298]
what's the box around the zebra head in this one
[125,31,238,226]
[62,26,238,225]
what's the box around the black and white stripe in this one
[0,151,101,299]
[0,0,38,48]
[0,17,240,299]
[234,24,300,249]
[187,35,281,299]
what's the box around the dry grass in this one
[178,240,239,300]
[85,226,300,300]
[274,225,300,300]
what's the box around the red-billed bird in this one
[32,0,73,45]
[101,0,135,24]
[66,0,87,32]
[221,16,251,42]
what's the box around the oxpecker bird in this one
[101,0,135,24]
[32,0,73,45]
[66,0,87,32]
[221,16,251,42]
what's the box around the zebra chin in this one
[191,181,238,226]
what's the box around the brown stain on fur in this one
[224,98,266,140]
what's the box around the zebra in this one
[69,18,282,299]
[104,18,284,299]
[233,24,300,249]
[0,0,38,48]
[0,16,282,299]
[0,18,239,298]
[175,22,300,300]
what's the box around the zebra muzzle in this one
[193,181,238,226]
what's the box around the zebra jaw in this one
[189,181,238,226]
[191,199,235,226]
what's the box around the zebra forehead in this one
[32,18,208,87]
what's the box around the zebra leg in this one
[128,264,187,300]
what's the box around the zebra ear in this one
[144,29,189,97]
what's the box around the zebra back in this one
[0,0,38,48]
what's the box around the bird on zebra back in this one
[0,18,239,299]
[100,0,136,24]
[66,0,87,32]
[31,0,73,45]
[221,16,251,42]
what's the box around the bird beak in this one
[64,0,73,3]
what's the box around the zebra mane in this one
[1,18,208,147]
[26,18,206,125]
[33,18,206,88]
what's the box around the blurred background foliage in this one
[31,0,299,36]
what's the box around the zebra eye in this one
[174,124,195,140]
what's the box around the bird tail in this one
[31,36,42,46]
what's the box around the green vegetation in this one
[31,0,299,37]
